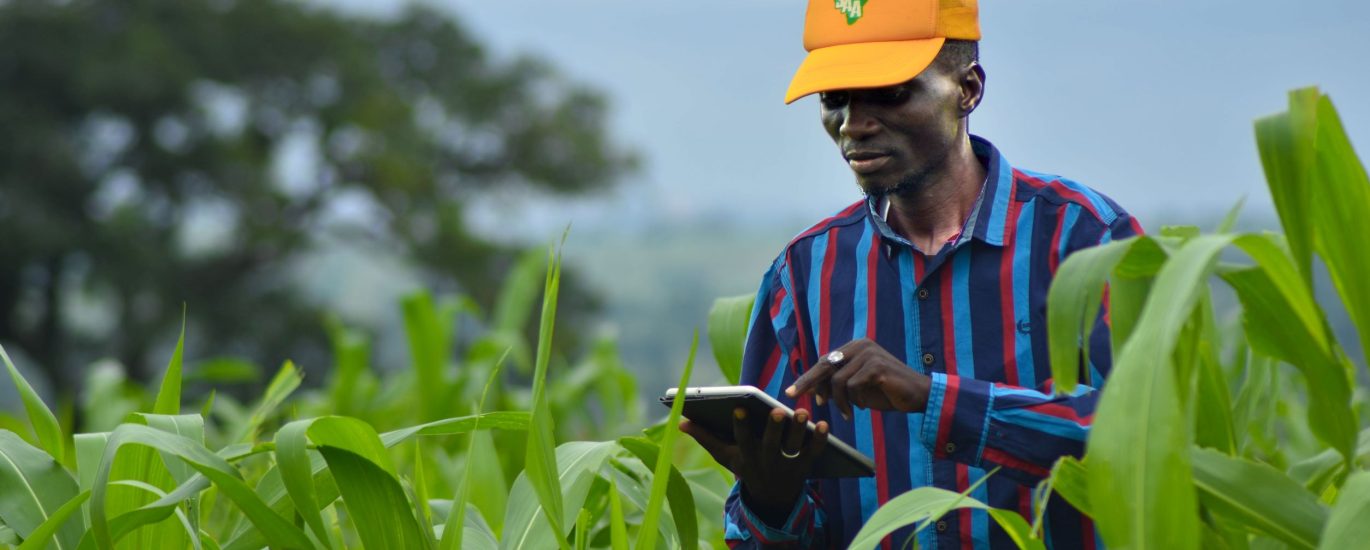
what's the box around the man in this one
[680,0,1143,548]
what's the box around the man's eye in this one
[871,87,908,105]
[820,92,849,109]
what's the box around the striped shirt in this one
[724,136,1142,549]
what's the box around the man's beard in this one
[861,165,934,199]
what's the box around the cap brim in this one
[785,37,946,104]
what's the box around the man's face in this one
[819,62,967,196]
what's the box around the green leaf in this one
[317,445,428,550]
[153,311,187,415]
[1216,196,1247,233]
[273,420,332,549]
[441,349,509,550]
[1254,88,1319,284]
[1189,295,1236,454]
[455,504,498,550]
[616,437,697,550]
[1318,472,1370,550]
[607,476,629,550]
[1191,447,1326,549]
[230,361,302,444]
[501,441,617,550]
[0,345,65,463]
[1288,449,1343,496]
[1306,94,1370,367]
[402,291,450,422]
[74,432,109,527]
[1107,237,1169,354]
[0,431,83,550]
[378,412,531,447]
[604,461,677,544]
[95,421,189,550]
[1087,235,1236,550]
[637,331,697,550]
[1045,456,1090,517]
[847,486,1043,550]
[16,490,89,550]
[325,320,370,418]
[706,295,753,385]
[90,424,312,550]
[1045,239,1136,393]
[105,480,201,549]
[574,507,591,550]
[222,410,527,550]
[1222,235,1357,461]
[524,246,567,550]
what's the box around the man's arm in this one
[917,211,1143,483]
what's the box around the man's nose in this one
[838,102,880,140]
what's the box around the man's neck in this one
[884,137,986,254]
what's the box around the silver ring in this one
[826,350,845,366]
[781,448,802,459]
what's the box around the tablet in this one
[661,385,875,478]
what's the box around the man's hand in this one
[679,407,828,526]
[785,338,932,420]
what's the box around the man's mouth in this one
[845,151,891,174]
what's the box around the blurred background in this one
[2,0,1368,415]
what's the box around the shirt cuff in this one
[919,372,994,466]
[730,483,815,544]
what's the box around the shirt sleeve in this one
[724,257,828,548]
[916,211,1143,485]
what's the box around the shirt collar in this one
[864,134,1015,250]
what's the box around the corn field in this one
[2,88,1368,549]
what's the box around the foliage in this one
[0,241,734,549]
[0,0,634,393]
[849,89,1370,549]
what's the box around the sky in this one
[318,0,1370,239]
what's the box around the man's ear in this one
[960,62,986,116]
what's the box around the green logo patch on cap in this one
[834,0,868,25]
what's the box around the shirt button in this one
[945,442,957,453]
[917,287,930,300]
[922,353,935,365]
[936,520,948,532]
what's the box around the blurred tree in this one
[0,0,635,393]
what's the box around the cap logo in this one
[834,0,868,25]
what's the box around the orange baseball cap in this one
[785,0,981,104]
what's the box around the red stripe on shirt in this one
[867,232,892,516]
[982,447,1051,477]
[783,250,814,366]
[1048,204,1067,272]
[935,375,961,456]
[819,227,840,355]
[1000,197,1023,386]
[757,346,782,396]
[1018,486,1034,530]
[1027,401,1094,424]
[940,266,957,377]
[957,463,974,546]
